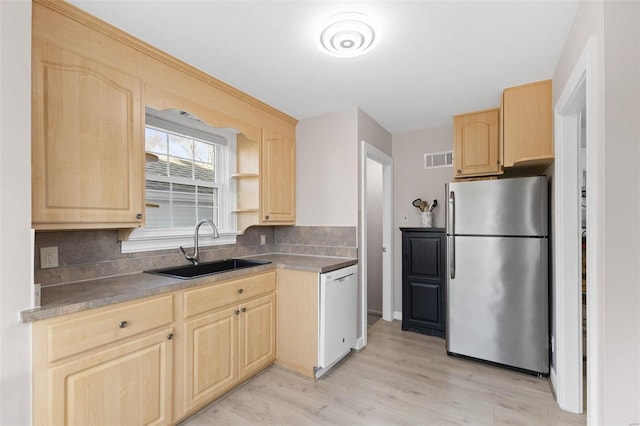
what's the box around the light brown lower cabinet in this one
[47,329,174,426]
[32,294,176,426]
[275,269,319,379]
[180,293,276,417]
[182,305,238,414]
[32,272,276,425]
[237,293,276,381]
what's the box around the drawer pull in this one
[237,288,244,294]
[167,333,174,340]
[118,321,128,328]
[241,307,247,313]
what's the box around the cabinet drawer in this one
[47,295,174,363]
[184,271,276,318]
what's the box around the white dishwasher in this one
[317,264,358,378]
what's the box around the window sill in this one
[121,228,238,253]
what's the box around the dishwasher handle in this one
[333,273,354,282]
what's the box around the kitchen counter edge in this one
[21,253,357,323]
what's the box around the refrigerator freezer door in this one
[446,236,549,374]
[446,177,548,237]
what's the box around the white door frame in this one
[358,141,393,349]
[553,36,603,421]
[553,72,584,414]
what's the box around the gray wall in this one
[358,108,391,318]
[357,108,393,157]
[0,1,32,424]
[296,108,359,227]
[600,1,640,421]
[553,0,640,422]
[297,106,392,338]
[392,125,454,314]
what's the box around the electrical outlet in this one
[260,235,266,245]
[40,246,58,269]
[399,213,409,223]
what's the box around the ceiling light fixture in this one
[318,12,377,58]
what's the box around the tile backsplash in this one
[34,226,357,286]
[272,226,357,258]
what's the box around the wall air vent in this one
[424,151,453,169]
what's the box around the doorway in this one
[366,158,383,328]
[359,141,393,349]
[554,37,600,416]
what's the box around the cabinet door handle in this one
[241,307,247,313]
[237,288,244,294]
[136,213,143,220]
[118,321,128,328]
[235,309,240,315]
[167,333,174,340]
[264,215,270,220]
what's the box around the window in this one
[144,126,221,228]
[121,108,237,253]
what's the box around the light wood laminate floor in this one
[180,320,585,425]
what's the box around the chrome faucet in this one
[180,219,219,265]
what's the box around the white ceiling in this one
[68,1,580,134]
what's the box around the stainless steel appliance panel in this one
[446,177,548,237]
[446,236,549,373]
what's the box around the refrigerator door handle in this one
[449,190,455,279]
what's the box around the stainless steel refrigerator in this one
[445,176,549,375]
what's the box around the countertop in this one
[21,253,357,323]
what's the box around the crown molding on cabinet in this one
[34,0,297,126]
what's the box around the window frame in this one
[121,111,238,254]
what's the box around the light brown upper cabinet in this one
[260,128,296,224]
[501,79,553,169]
[232,128,296,231]
[31,40,145,229]
[32,0,297,232]
[453,108,502,178]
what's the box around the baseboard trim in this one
[393,311,402,321]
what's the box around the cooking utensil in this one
[413,198,434,212]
